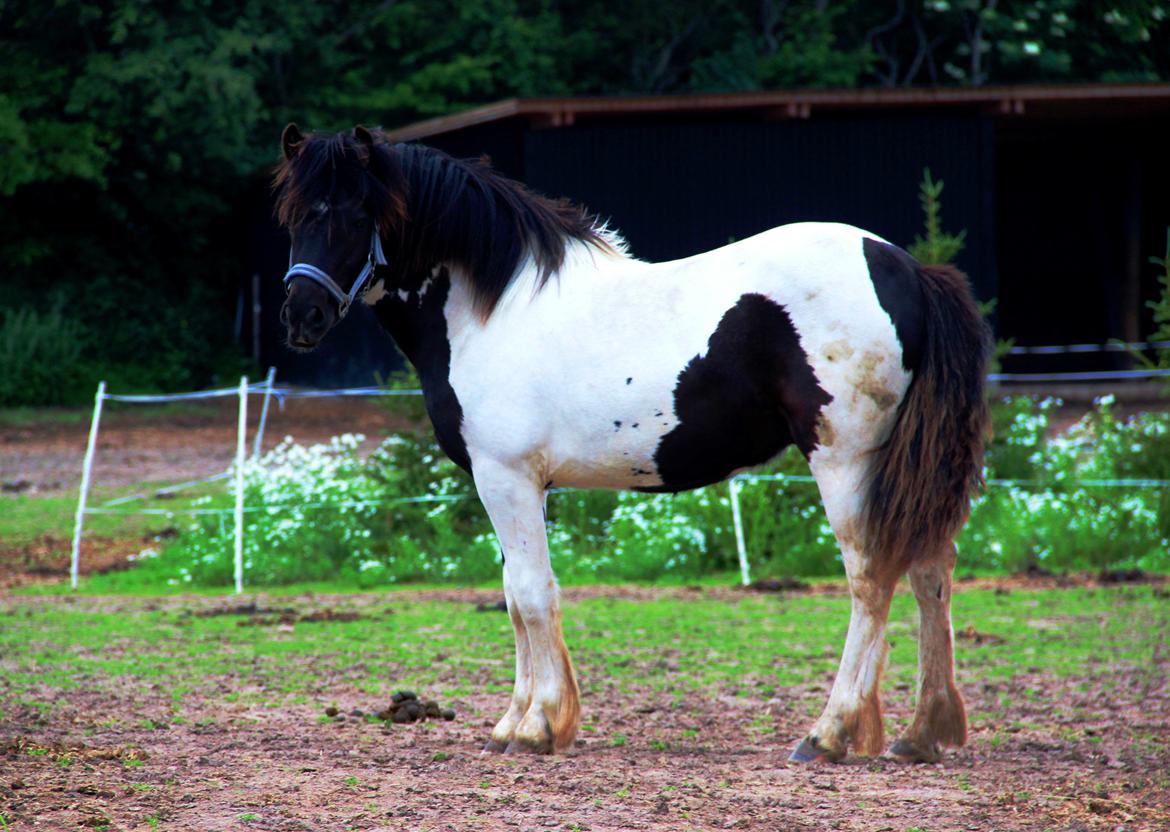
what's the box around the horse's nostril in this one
[306,306,324,326]
[279,304,290,325]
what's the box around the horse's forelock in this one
[273,131,407,232]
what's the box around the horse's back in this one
[449,221,921,491]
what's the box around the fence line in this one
[1005,339,1170,355]
[989,368,1170,382]
[99,471,234,508]
[733,472,1170,488]
[85,493,470,516]
[69,352,1170,591]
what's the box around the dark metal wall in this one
[995,116,1170,360]
[253,108,1170,384]
[519,115,997,302]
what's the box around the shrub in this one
[127,395,1169,589]
[0,305,90,406]
[961,396,1170,574]
[172,434,386,586]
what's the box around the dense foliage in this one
[112,395,1168,590]
[3,2,1169,401]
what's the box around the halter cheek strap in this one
[283,229,387,319]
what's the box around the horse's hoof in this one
[482,739,508,754]
[889,738,941,764]
[789,736,842,764]
[504,736,553,755]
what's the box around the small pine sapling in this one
[907,167,1011,369]
[1146,228,1170,377]
[908,168,967,266]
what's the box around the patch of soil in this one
[1098,568,1152,584]
[0,396,411,497]
[0,535,142,591]
[741,577,810,593]
[186,601,375,628]
[955,624,1006,646]
[2,658,1168,831]
[2,590,1168,831]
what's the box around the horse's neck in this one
[371,265,464,385]
[373,245,630,382]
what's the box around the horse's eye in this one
[354,216,368,230]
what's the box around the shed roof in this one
[383,82,1170,142]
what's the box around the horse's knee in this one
[504,566,556,620]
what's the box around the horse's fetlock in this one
[844,695,886,756]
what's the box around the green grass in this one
[0,492,175,546]
[17,568,751,597]
[1,470,234,550]
[0,586,1165,709]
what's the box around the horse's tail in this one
[865,263,991,574]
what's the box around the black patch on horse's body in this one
[643,293,832,493]
[373,267,471,472]
[863,238,926,372]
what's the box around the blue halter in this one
[283,229,387,319]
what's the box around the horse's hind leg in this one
[791,451,900,763]
[890,542,967,763]
[474,459,580,754]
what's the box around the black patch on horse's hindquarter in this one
[645,294,832,493]
[863,238,926,372]
[373,267,471,472]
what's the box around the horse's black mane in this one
[274,129,616,315]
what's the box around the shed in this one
[255,83,1170,385]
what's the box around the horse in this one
[274,124,991,764]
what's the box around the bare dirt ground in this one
[2,588,1169,832]
[0,397,404,496]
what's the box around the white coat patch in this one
[362,278,388,306]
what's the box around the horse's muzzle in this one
[280,292,335,352]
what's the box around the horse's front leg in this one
[483,571,534,752]
[474,459,580,754]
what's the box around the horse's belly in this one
[543,394,685,490]
[544,346,808,494]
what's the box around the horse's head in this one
[274,124,406,350]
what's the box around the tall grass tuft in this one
[0,305,89,406]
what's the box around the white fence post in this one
[253,366,277,460]
[729,477,751,586]
[71,381,106,591]
[233,376,248,594]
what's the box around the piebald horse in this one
[275,125,990,764]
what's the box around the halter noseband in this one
[283,229,387,319]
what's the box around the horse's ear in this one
[353,125,375,147]
[281,123,304,161]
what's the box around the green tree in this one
[1,0,1167,403]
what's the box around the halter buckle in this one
[282,228,387,320]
